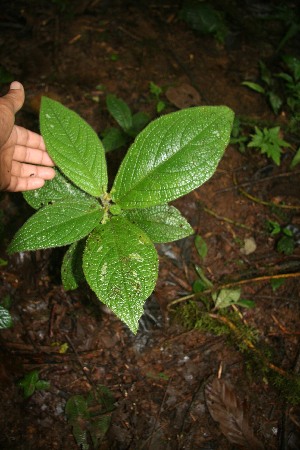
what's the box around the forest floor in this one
[0,1,300,449]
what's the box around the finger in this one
[13,145,55,166]
[11,160,56,180]
[6,175,47,193]
[13,125,47,150]
[1,82,25,114]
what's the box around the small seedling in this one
[243,56,300,131]
[102,94,150,152]
[149,82,167,113]
[247,126,290,166]
[66,385,115,450]
[266,220,296,255]
[192,262,254,311]
[8,97,233,333]
[18,370,50,398]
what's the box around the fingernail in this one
[10,81,23,90]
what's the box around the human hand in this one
[0,81,55,192]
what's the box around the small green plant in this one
[247,126,290,166]
[193,265,254,310]
[243,56,300,130]
[230,116,248,153]
[149,82,167,113]
[179,0,228,43]
[8,97,233,333]
[101,94,150,152]
[266,220,296,255]
[66,385,115,450]
[242,61,282,114]
[18,370,50,398]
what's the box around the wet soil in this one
[0,1,300,449]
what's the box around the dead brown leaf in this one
[205,378,264,449]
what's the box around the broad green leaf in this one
[106,94,133,132]
[123,205,194,243]
[18,370,49,398]
[66,395,89,422]
[23,169,90,210]
[212,288,241,309]
[40,97,107,197]
[0,306,12,329]
[61,240,86,290]
[8,199,103,253]
[111,106,234,208]
[102,127,127,152]
[83,216,158,333]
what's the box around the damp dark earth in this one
[1,1,300,449]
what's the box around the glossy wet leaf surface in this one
[8,199,103,253]
[123,204,194,243]
[112,106,234,208]
[40,97,108,197]
[23,169,90,210]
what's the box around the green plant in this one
[179,0,228,43]
[230,116,248,153]
[247,126,290,165]
[266,220,296,255]
[66,385,115,450]
[242,61,282,114]
[8,97,233,333]
[149,82,167,113]
[243,56,300,129]
[18,370,50,398]
[101,94,150,152]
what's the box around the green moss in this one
[174,301,300,404]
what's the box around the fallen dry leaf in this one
[165,83,201,109]
[205,378,264,449]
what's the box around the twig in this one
[233,173,300,210]
[201,204,265,234]
[167,271,300,310]
[216,170,300,193]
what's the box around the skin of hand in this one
[0,81,55,192]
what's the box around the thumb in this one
[4,81,25,114]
